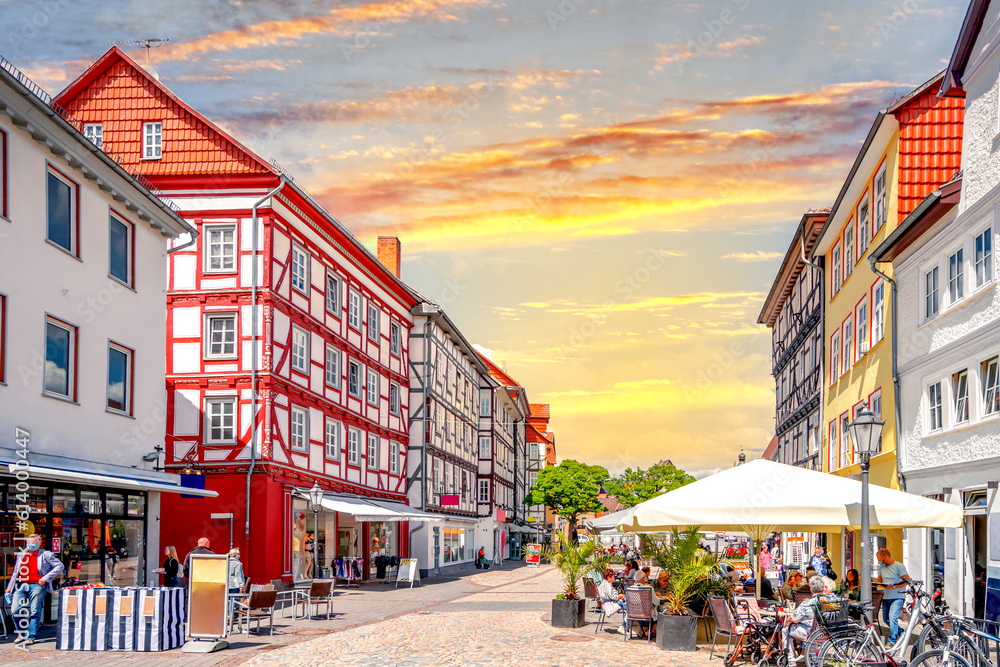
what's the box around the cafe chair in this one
[595,596,625,634]
[624,586,655,643]
[583,579,601,613]
[870,589,884,634]
[231,589,278,636]
[297,579,335,621]
[792,591,812,606]
[708,594,747,660]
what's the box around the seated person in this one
[745,572,775,599]
[652,570,670,600]
[596,568,629,635]
[780,571,804,601]
[628,560,643,582]
[620,562,632,579]
[835,568,861,602]
[783,576,836,664]
[633,566,651,585]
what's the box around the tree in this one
[608,462,695,508]
[525,459,609,539]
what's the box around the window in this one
[832,243,841,292]
[143,122,162,159]
[843,317,853,372]
[325,418,341,460]
[856,298,868,358]
[840,413,850,469]
[954,370,969,424]
[389,382,400,415]
[874,164,887,234]
[872,281,885,343]
[107,343,132,415]
[290,406,308,452]
[0,293,5,383]
[325,273,340,315]
[347,428,360,464]
[291,244,309,294]
[367,303,379,342]
[204,224,236,273]
[291,326,309,374]
[828,421,838,471]
[47,169,77,255]
[348,290,362,329]
[205,397,236,443]
[949,249,964,303]
[844,223,854,276]
[44,316,76,399]
[928,382,943,432]
[478,478,489,503]
[325,345,340,388]
[479,436,490,458]
[870,389,883,452]
[830,332,841,384]
[389,441,400,475]
[975,228,993,288]
[390,322,401,355]
[858,197,870,255]
[348,360,361,398]
[0,130,6,219]
[529,442,538,460]
[367,433,379,469]
[205,313,237,358]
[984,357,1000,417]
[84,123,103,149]
[366,368,379,404]
[108,214,133,287]
[925,267,939,319]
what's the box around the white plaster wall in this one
[959,1,1000,212]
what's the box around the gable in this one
[54,49,272,179]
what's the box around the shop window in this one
[106,493,126,516]
[128,495,145,517]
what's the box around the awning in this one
[3,463,218,498]
[316,494,443,522]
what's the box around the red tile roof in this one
[53,47,274,178]
[478,353,522,388]
[526,422,552,444]
[529,403,550,418]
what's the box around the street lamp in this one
[308,482,324,580]
[848,405,884,620]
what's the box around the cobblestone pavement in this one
[0,564,721,666]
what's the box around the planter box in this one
[550,598,586,628]
[656,613,697,651]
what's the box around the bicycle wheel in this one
[915,619,957,655]
[915,622,990,667]
[817,635,881,667]
[909,648,974,667]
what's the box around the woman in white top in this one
[597,569,628,634]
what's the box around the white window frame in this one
[840,413,850,469]
[325,272,340,315]
[870,388,883,452]
[390,322,401,356]
[831,243,841,293]
[529,442,538,460]
[84,123,103,149]
[389,441,399,475]
[367,433,379,470]
[0,292,6,384]
[291,244,309,295]
[928,382,943,432]
[324,417,341,461]
[325,344,340,388]
[348,360,362,398]
[872,280,885,344]
[204,312,237,359]
[108,213,134,288]
[856,297,868,360]
[948,247,965,305]
[842,316,853,372]
[974,226,994,290]
[348,290,362,330]
[366,368,379,405]
[205,397,237,444]
[291,326,309,374]
[479,436,490,458]
[478,478,489,503]
[874,163,887,235]
[43,315,77,401]
[106,341,133,416]
[290,406,308,452]
[142,121,162,160]
[844,223,854,277]
[830,332,841,384]
[925,266,940,320]
[857,194,870,256]
[347,427,360,464]
[367,303,379,342]
[984,357,1000,417]
[954,369,969,425]
[46,168,78,257]
[389,382,400,415]
[203,223,237,274]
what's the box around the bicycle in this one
[911,611,1000,667]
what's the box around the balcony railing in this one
[776,366,821,433]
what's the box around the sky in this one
[2,0,969,477]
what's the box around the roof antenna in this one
[109,38,169,78]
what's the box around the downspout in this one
[869,254,904,492]
[166,228,200,255]
[246,178,286,550]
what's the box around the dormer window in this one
[143,122,162,160]
[84,123,103,149]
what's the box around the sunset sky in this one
[4,0,968,477]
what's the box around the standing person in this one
[227,548,246,593]
[809,546,831,578]
[183,537,214,581]
[876,548,910,644]
[5,534,64,646]
[159,546,180,587]
[775,557,786,586]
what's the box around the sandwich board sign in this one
[525,543,542,567]
[395,558,421,588]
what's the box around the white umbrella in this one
[617,459,961,596]
[587,508,635,535]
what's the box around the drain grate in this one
[551,635,594,642]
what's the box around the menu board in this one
[395,558,421,588]
[526,543,542,567]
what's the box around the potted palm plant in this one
[644,529,726,651]
[544,534,605,628]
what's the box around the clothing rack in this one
[372,554,402,583]
[334,557,363,588]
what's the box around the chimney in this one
[377,237,401,278]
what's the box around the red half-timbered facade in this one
[54,47,419,583]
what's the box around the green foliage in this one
[542,533,610,600]
[608,463,696,508]
[525,459,609,529]
[642,529,727,615]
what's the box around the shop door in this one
[433,527,440,575]
[106,519,144,587]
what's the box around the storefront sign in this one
[51,537,61,553]
[187,555,229,639]
[495,508,506,522]
[395,558,421,588]
[440,494,460,506]
[526,543,542,567]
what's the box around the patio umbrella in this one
[587,508,635,535]
[616,458,962,597]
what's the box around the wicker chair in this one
[792,591,812,606]
[231,590,278,636]
[708,595,747,659]
[624,586,655,642]
[297,580,335,621]
[870,589,884,633]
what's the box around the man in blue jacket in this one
[5,534,64,646]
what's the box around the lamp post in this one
[308,482,324,580]
[848,405,884,621]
